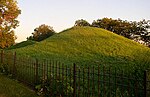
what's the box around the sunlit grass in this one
[9,27,150,69]
[7,40,37,50]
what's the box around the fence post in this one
[43,60,46,81]
[1,50,4,64]
[73,63,76,97]
[144,70,147,97]
[13,52,16,78]
[34,59,38,85]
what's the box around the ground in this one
[0,74,38,97]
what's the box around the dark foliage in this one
[27,24,56,42]
[74,19,90,27]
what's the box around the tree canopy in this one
[74,19,90,27]
[0,0,21,48]
[27,24,56,42]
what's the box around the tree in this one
[0,0,21,48]
[74,19,90,26]
[27,24,56,41]
[92,18,149,38]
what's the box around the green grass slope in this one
[7,40,37,50]
[10,27,150,70]
[0,74,37,97]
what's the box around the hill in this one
[7,40,37,50]
[9,27,150,70]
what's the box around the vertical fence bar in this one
[58,61,61,96]
[92,66,94,97]
[78,67,81,97]
[58,62,60,81]
[62,63,64,96]
[147,69,150,97]
[114,68,117,97]
[28,59,31,84]
[144,70,147,97]
[65,64,68,96]
[0,50,4,74]
[98,66,100,96]
[13,52,16,78]
[121,70,124,97]
[73,63,76,97]
[103,66,105,97]
[88,67,90,97]
[43,60,46,81]
[56,61,58,77]
[69,66,72,96]
[82,67,85,96]
[49,60,51,79]
[108,67,111,97]
[32,59,35,84]
[20,57,22,82]
[49,60,52,96]
[52,60,55,95]
[34,59,38,85]
[43,59,47,95]
[46,60,48,80]
[135,80,138,97]
[1,50,4,64]
[127,74,131,96]
[55,61,58,94]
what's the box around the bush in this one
[35,75,73,97]
[27,24,56,42]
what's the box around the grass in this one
[7,40,37,50]
[0,74,38,97]
[9,27,150,69]
[7,26,150,83]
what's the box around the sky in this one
[15,0,150,42]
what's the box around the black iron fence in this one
[0,50,150,97]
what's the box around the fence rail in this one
[0,50,150,97]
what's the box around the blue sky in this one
[16,0,150,42]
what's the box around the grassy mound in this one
[9,27,150,70]
[7,40,37,50]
